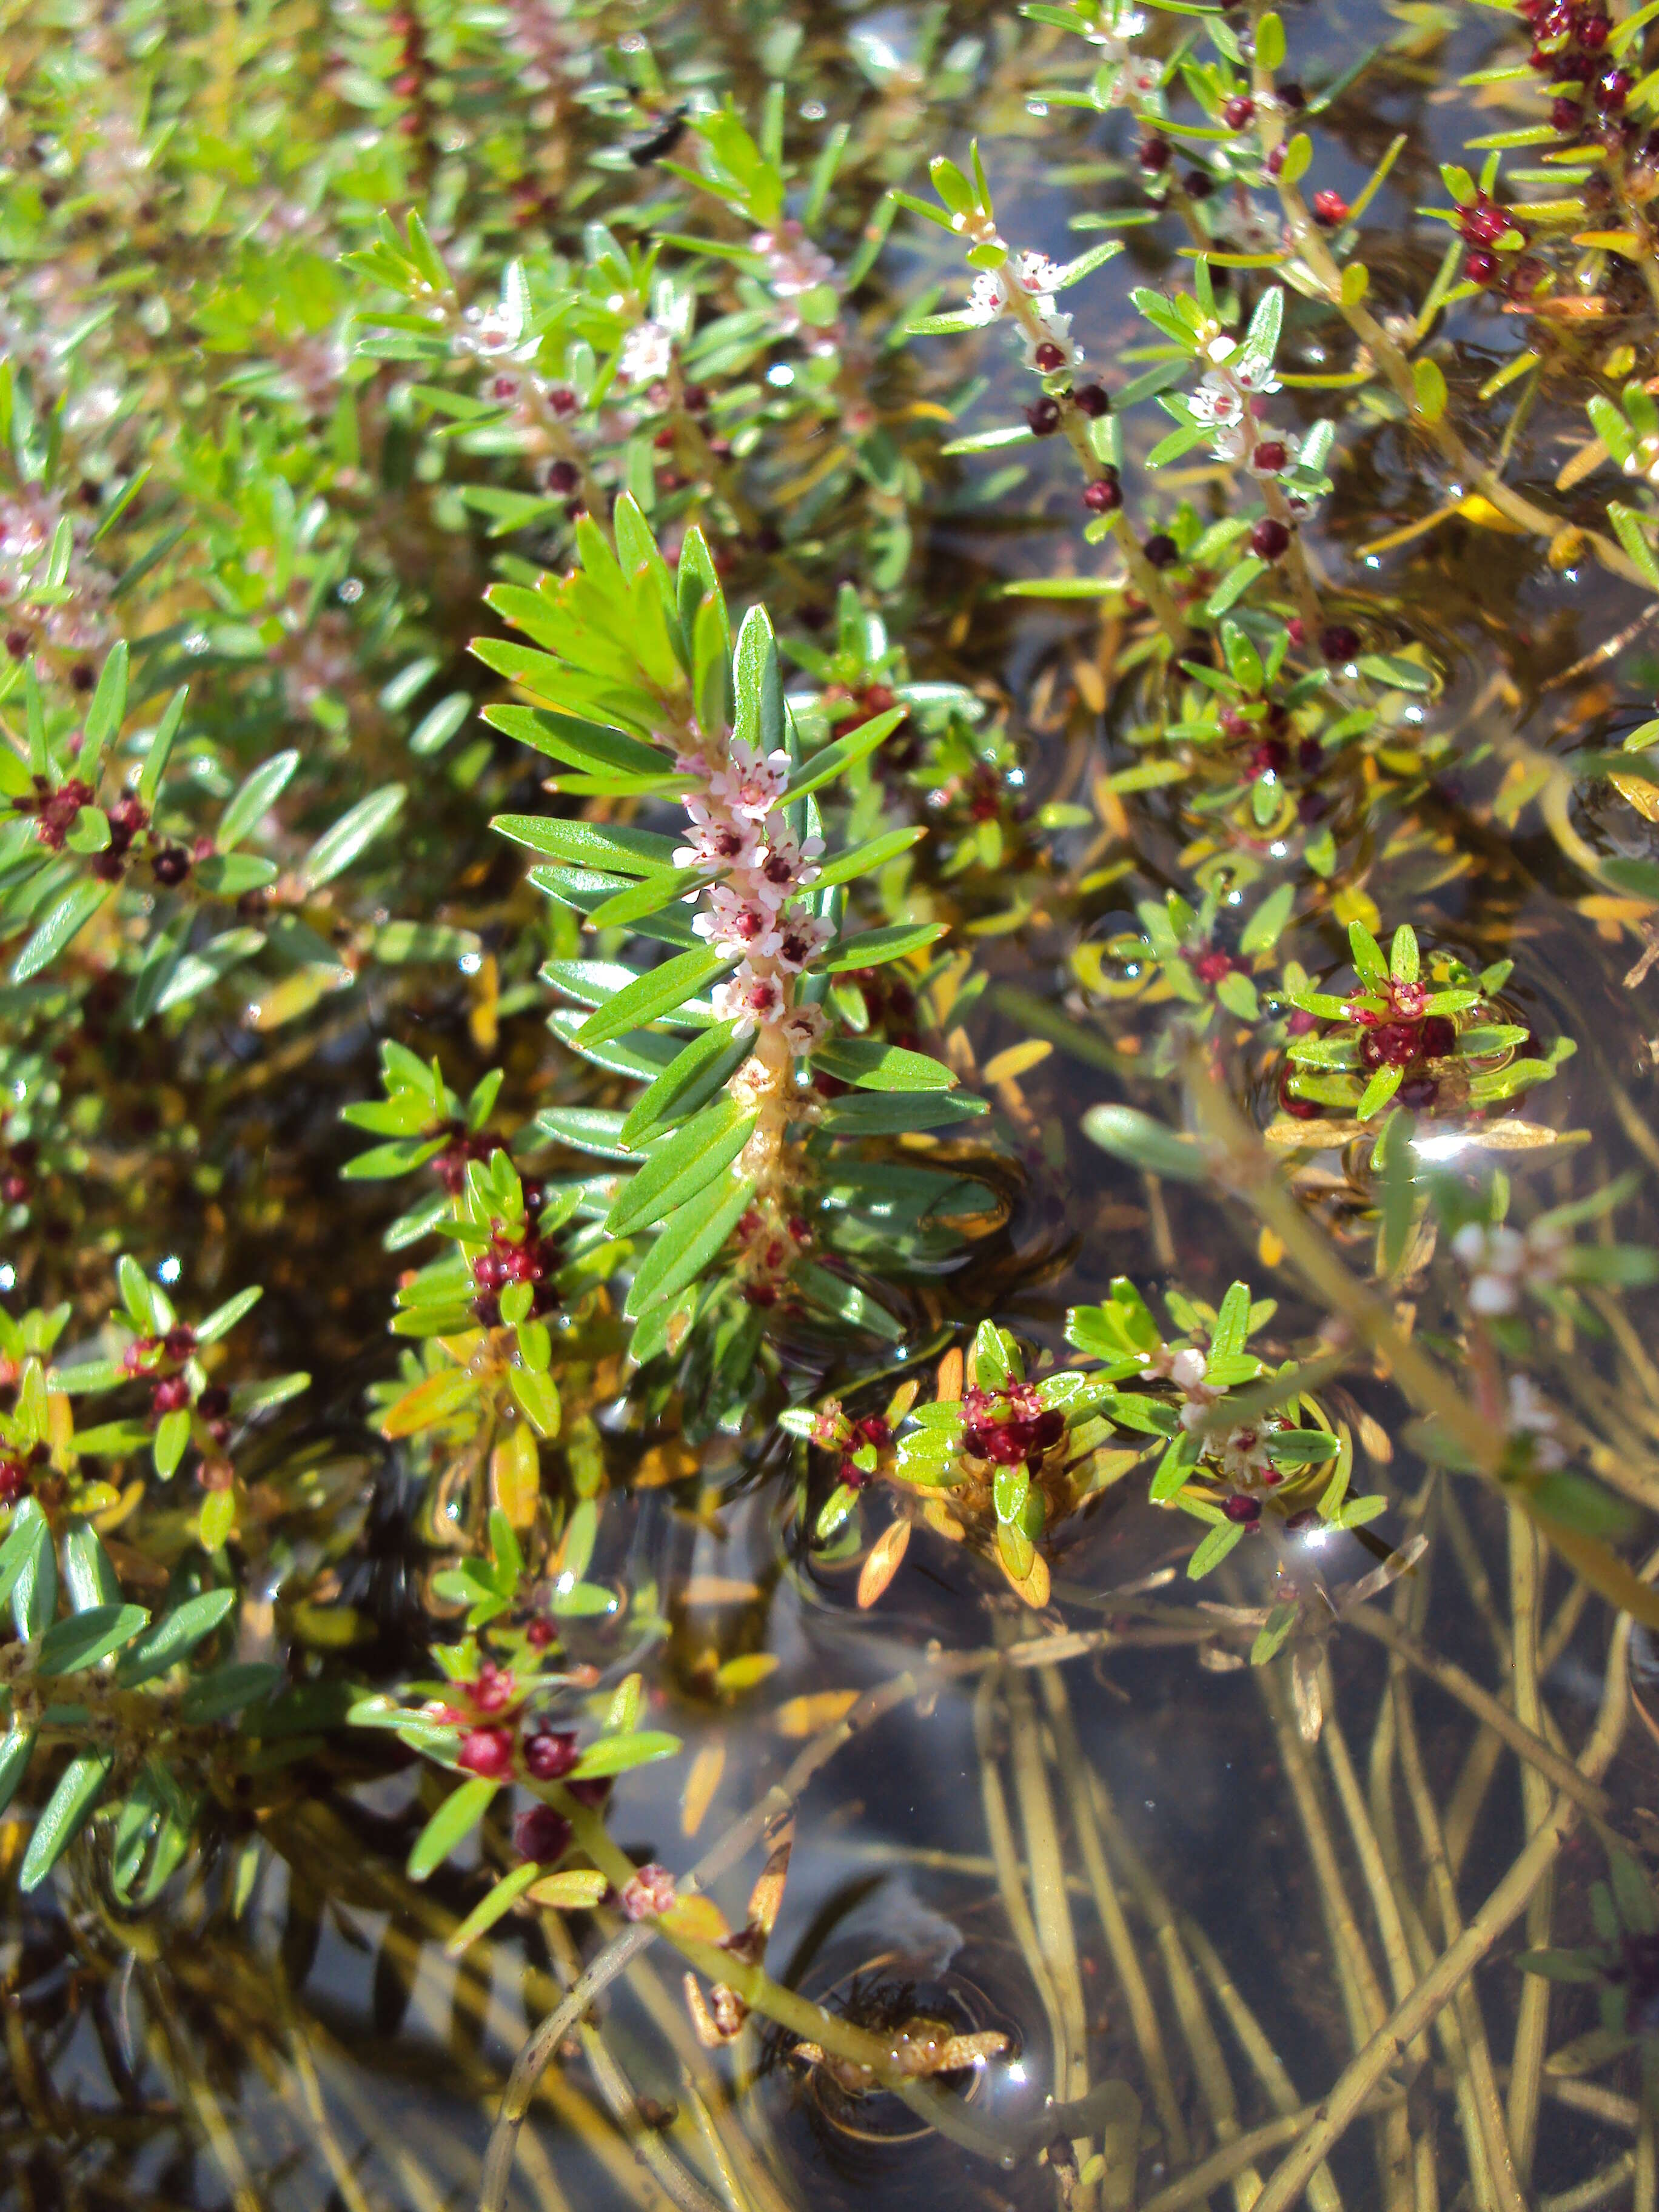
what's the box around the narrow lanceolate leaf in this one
[12,878,113,982]
[576,946,731,1047]
[811,1039,957,1092]
[624,1175,757,1321]
[37,1603,149,1676]
[813,826,927,890]
[79,640,129,781]
[1357,1065,1403,1120]
[782,708,907,799]
[298,785,407,889]
[819,922,946,973]
[619,1021,747,1147]
[608,1096,757,1236]
[117,1587,237,1685]
[0,1724,35,1815]
[407,1774,498,1880]
[10,1504,56,1640]
[20,1752,115,1890]
[492,814,682,876]
[218,750,300,851]
[445,1860,541,1956]
[1187,1521,1245,1580]
[1082,1105,1207,1182]
[62,1524,122,1610]
[568,1729,681,1779]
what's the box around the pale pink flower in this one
[752,826,825,910]
[712,968,786,1036]
[769,911,833,973]
[675,806,757,872]
[709,738,792,822]
[780,1003,828,1056]
[693,886,778,960]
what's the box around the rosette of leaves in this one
[1518,1850,1659,2102]
[1275,920,1574,1131]
[343,1037,512,1252]
[471,494,987,1375]
[1072,880,1296,1064]
[350,1508,677,1950]
[0,647,417,1017]
[790,1321,1142,1609]
[1062,1276,1387,1601]
[0,1506,281,1900]
[7,1269,305,1549]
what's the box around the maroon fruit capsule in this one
[1320,623,1360,662]
[1139,135,1171,172]
[1183,169,1214,199]
[525,1617,556,1649]
[1072,383,1110,418]
[152,845,192,886]
[1222,95,1255,128]
[566,1776,612,1808]
[1192,948,1236,986]
[1033,340,1067,372]
[472,1250,508,1292]
[546,458,579,494]
[471,1661,517,1714]
[457,1726,516,1779]
[1597,67,1634,109]
[163,1325,197,1361]
[4,630,28,659]
[1279,81,1307,112]
[1464,248,1499,286]
[1084,476,1122,513]
[152,1375,192,1416]
[1142,532,1178,568]
[523,1726,580,1781]
[1266,144,1286,177]
[1461,202,1512,247]
[1361,1022,1421,1070]
[1025,395,1062,437]
[1251,517,1292,560]
[1551,95,1584,132]
[1222,1494,1262,1524]
[1419,1015,1458,1058]
[514,1806,572,1864]
[1312,189,1349,226]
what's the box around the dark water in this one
[9,1,1659,2208]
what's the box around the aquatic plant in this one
[8,2,1659,2209]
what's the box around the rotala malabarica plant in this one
[10,4,1659,2210]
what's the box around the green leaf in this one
[623,1175,757,1321]
[568,1729,681,1778]
[1082,1105,1206,1182]
[783,708,907,799]
[153,1407,192,1480]
[196,1286,263,1344]
[811,1039,957,1092]
[37,1603,148,1675]
[819,922,946,973]
[117,1588,237,1684]
[445,1860,542,1955]
[408,1775,498,1880]
[1356,1065,1403,1120]
[1187,1521,1245,1579]
[218,751,300,851]
[493,814,682,876]
[0,1724,35,1816]
[178,1660,283,1721]
[1389,923,1419,984]
[79,641,129,781]
[12,878,112,983]
[298,786,407,890]
[576,946,731,1047]
[509,1364,561,1439]
[19,1751,113,1889]
[1239,881,1295,956]
[62,1524,122,1610]
[619,1021,747,1147]
[9,1503,56,1638]
[608,1096,757,1235]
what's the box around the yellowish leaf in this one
[1574,229,1641,255]
[984,1038,1054,1085]
[662,1894,730,1943]
[857,1519,911,1609]
[774,1691,859,1738]
[529,1870,609,1911]
[680,1743,725,1837]
[491,1423,541,1529]
[716,1652,780,1695]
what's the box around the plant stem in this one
[1504,1507,1553,2185]
[1245,1608,1633,2212]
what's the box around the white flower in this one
[752,825,825,909]
[1190,374,1245,428]
[1210,420,1249,464]
[780,1002,829,1056]
[675,805,758,872]
[1013,251,1064,295]
[1506,1375,1566,1469]
[712,968,785,1036]
[966,270,1008,326]
[709,738,791,823]
[619,319,672,386]
[1170,1347,1208,1390]
[692,887,777,960]
[769,911,833,973]
[1232,358,1281,397]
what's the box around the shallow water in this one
[10,0,1659,2208]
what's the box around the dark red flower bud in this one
[514,1805,572,1863]
[1142,532,1178,568]
[1312,189,1349,226]
[1419,1015,1458,1058]
[163,1326,197,1362]
[1252,440,1287,473]
[1251,517,1292,560]
[1083,476,1122,513]
[1025,395,1062,436]
[548,386,579,417]
[471,1661,517,1715]
[546,459,579,494]
[152,845,192,886]
[457,1726,515,1778]
[523,1726,580,1781]
[1320,624,1360,663]
[525,1617,556,1649]
[1266,144,1286,176]
[1222,95,1255,128]
[152,1375,192,1416]
[1138,136,1171,172]
[1550,94,1584,132]
[1072,383,1110,418]
[1222,1494,1262,1524]
[1597,67,1634,109]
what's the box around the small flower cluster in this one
[1453,187,1535,295]
[965,251,1082,371]
[469,1202,562,1328]
[752,221,836,340]
[0,489,114,682]
[959,1381,1065,1467]
[1520,1,1630,130]
[1188,337,1319,539]
[675,738,830,1057]
[1449,1218,1566,1315]
[808,1399,891,1489]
